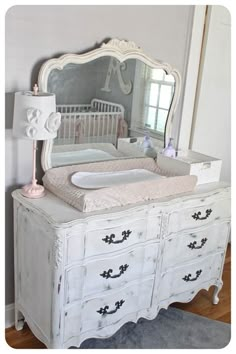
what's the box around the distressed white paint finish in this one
[167,195,230,235]
[38,39,181,171]
[64,277,154,342]
[65,242,159,302]
[12,181,230,348]
[159,252,224,301]
[66,210,161,261]
[162,221,230,270]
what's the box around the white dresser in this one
[12,181,230,348]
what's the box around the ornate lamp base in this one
[21,140,46,199]
[21,181,45,199]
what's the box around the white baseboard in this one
[5,303,15,328]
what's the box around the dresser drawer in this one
[159,252,224,301]
[64,277,154,341]
[162,222,230,270]
[167,198,230,234]
[65,242,159,304]
[66,210,161,263]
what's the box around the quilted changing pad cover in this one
[43,157,197,212]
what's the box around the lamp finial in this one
[33,83,39,96]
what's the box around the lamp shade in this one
[13,91,61,140]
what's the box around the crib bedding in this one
[43,157,198,212]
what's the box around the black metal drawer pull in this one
[183,269,202,282]
[187,238,208,250]
[100,264,129,279]
[97,300,125,315]
[192,209,212,221]
[102,230,132,244]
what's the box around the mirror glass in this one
[46,56,175,167]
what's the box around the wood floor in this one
[5,245,231,349]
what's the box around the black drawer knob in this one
[182,269,202,282]
[102,230,132,244]
[100,264,129,279]
[97,300,125,315]
[192,209,212,221]
[187,238,208,250]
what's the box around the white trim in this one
[178,6,206,150]
[5,303,15,328]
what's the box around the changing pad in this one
[71,169,164,189]
[43,157,197,212]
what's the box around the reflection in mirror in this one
[46,56,175,167]
[129,62,175,137]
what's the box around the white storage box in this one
[157,150,222,185]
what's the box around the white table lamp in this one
[13,84,61,198]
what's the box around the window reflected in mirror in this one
[134,67,175,136]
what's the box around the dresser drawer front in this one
[168,198,230,234]
[66,211,161,263]
[162,222,230,270]
[159,252,224,301]
[65,242,159,304]
[64,277,154,341]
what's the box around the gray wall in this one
[95,57,136,124]
[5,5,194,305]
[48,62,98,104]
[47,57,136,124]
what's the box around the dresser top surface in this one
[12,182,230,227]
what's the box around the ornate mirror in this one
[39,39,181,170]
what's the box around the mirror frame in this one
[38,38,181,171]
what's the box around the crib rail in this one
[78,112,121,145]
[55,99,125,146]
[91,99,125,115]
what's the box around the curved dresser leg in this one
[212,281,223,305]
[15,307,25,331]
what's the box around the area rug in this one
[77,307,230,349]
